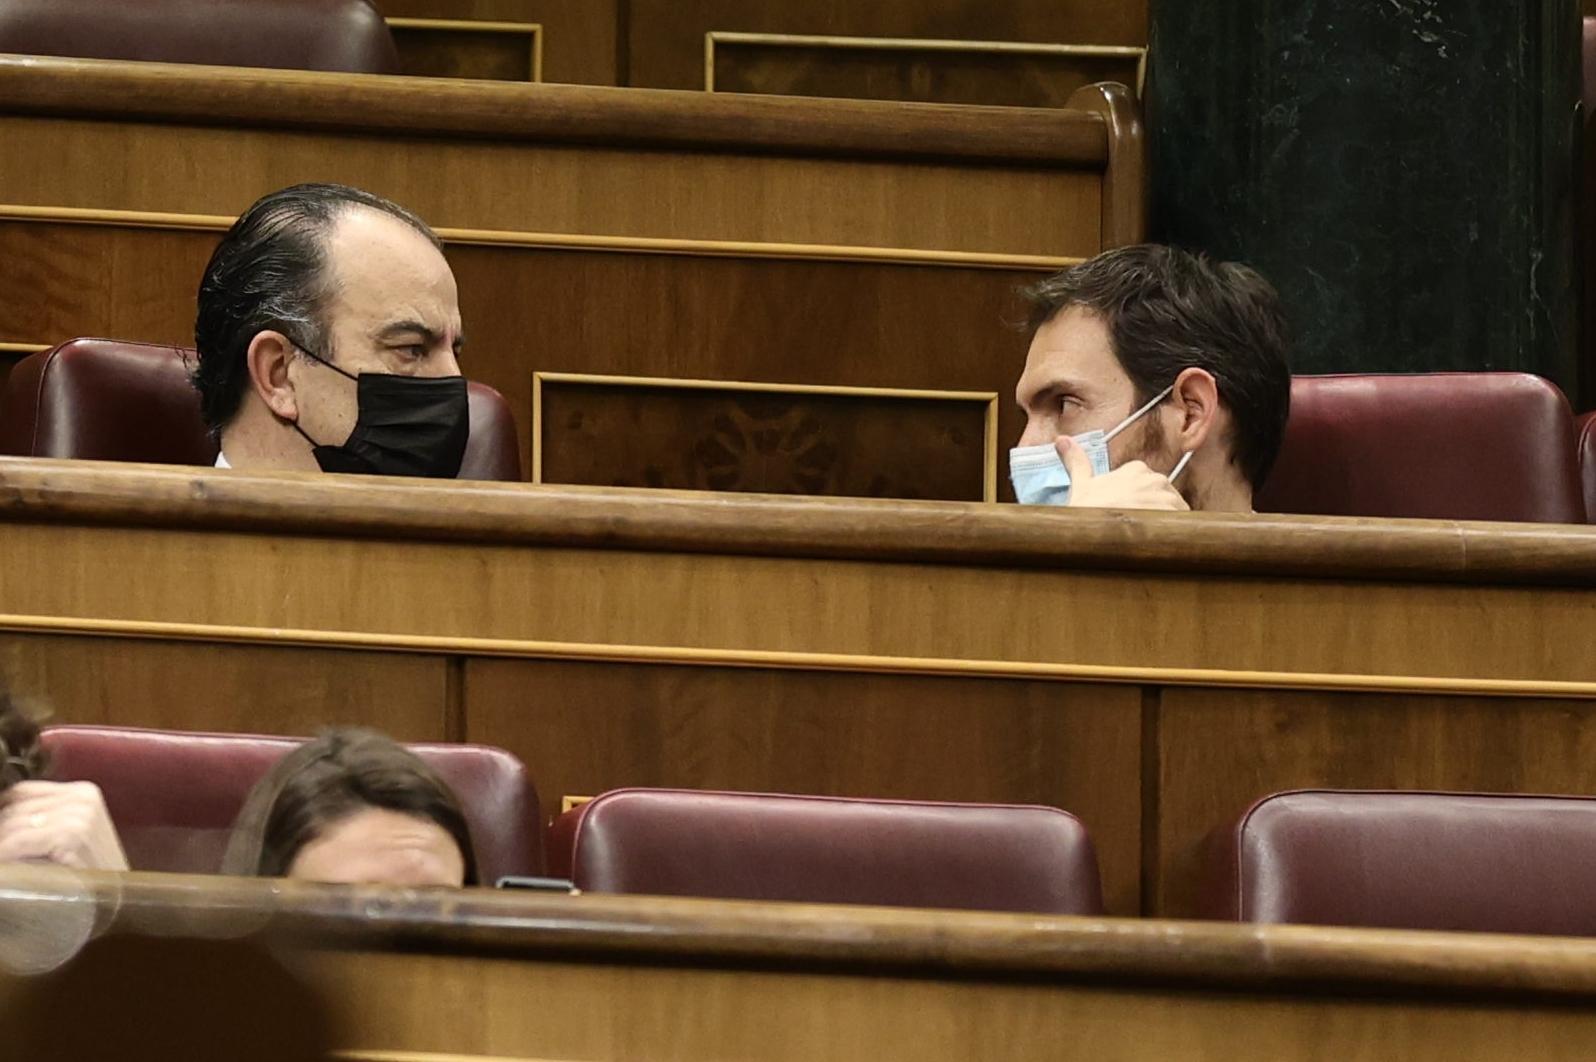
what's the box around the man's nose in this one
[430,349,462,378]
[1016,416,1055,449]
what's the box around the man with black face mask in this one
[193,183,470,478]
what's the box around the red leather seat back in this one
[1204,790,1596,935]
[40,725,543,879]
[549,788,1103,915]
[0,338,523,481]
[1257,373,1586,523]
[0,0,399,73]
[1578,411,1596,524]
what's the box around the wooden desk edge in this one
[0,54,1111,166]
[0,458,1593,586]
[7,869,1596,1001]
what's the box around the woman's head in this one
[223,729,477,887]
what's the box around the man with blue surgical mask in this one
[1011,244,1291,513]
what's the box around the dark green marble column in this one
[1147,0,1582,397]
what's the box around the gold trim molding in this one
[0,204,1072,271]
[338,1052,573,1062]
[385,16,545,83]
[531,370,1000,501]
[0,613,1592,701]
[705,31,1148,97]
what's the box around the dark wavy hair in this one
[192,182,442,435]
[1024,244,1292,491]
[221,728,478,884]
[0,683,46,792]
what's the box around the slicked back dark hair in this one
[192,182,443,434]
[1023,244,1291,491]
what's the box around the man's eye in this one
[394,344,427,358]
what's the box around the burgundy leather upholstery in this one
[1204,789,1596,935]
[548,788,1103,914]
[1578,411,1596,524]
[40,725,543,879]
[1257,373,1586,523]
[0,0,398,73]
[0,338,522,482]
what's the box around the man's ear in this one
[1170,366,1221,452]
[245,331,299,423]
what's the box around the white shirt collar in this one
[214,452,231,469]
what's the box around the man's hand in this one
[0,781,129,871]
[1057,436,1190,511]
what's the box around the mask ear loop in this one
[1103,382,1178,444]
[1168,451,1194,483]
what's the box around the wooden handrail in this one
[0,54,1110,166]
[0,457,1593,585]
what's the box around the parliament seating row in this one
[38,724,1596,936]
[3,338,1592,522]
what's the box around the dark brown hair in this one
[0,684,47,792]
[1024,243,1292,491]
[221,728,478,884]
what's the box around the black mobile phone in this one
[495,875,577,893]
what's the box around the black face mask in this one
[291,346,470,479]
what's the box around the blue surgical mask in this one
[1009,384,1190,505]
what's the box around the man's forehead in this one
[1019,306,1128,396]
[323,209,457,313]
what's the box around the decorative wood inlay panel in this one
[533,372,998,501]
[387,17,544,83]
[708,32,1145,107]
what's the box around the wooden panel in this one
[629,0,1148,89]
[387,18,542,82]
[377,0,620,85]
[464,659,1143,913]
[0,633,449,740]
[0,58,1118,257]
[0,219,1046,488]
[711,34,1144,107]
[534,373,995,500]
[1155,688,1596,917]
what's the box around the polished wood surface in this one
[5,870,1596,1061]
[0,462,1595,914]
[709,32,1144,108]
[0,55,1106,167]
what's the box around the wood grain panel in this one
[464,659,1143,913]
[387,18,542,82]
[711,34,1143,108]
[0,220,1044,485]
[534,374,994,500]
[0,632,448,739]
[629,0,1149,89]
[377,0,620,84]
[0,118,1100,256]
[1155,688,1596,917]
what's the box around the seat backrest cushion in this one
[0,339,522,482]
[1205,789,1596,935]
[1257,373,1585,523]
[1577,411,1596,524]
[40,725,542,879]
[0,0,398,73]
[549,788,1103,915]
